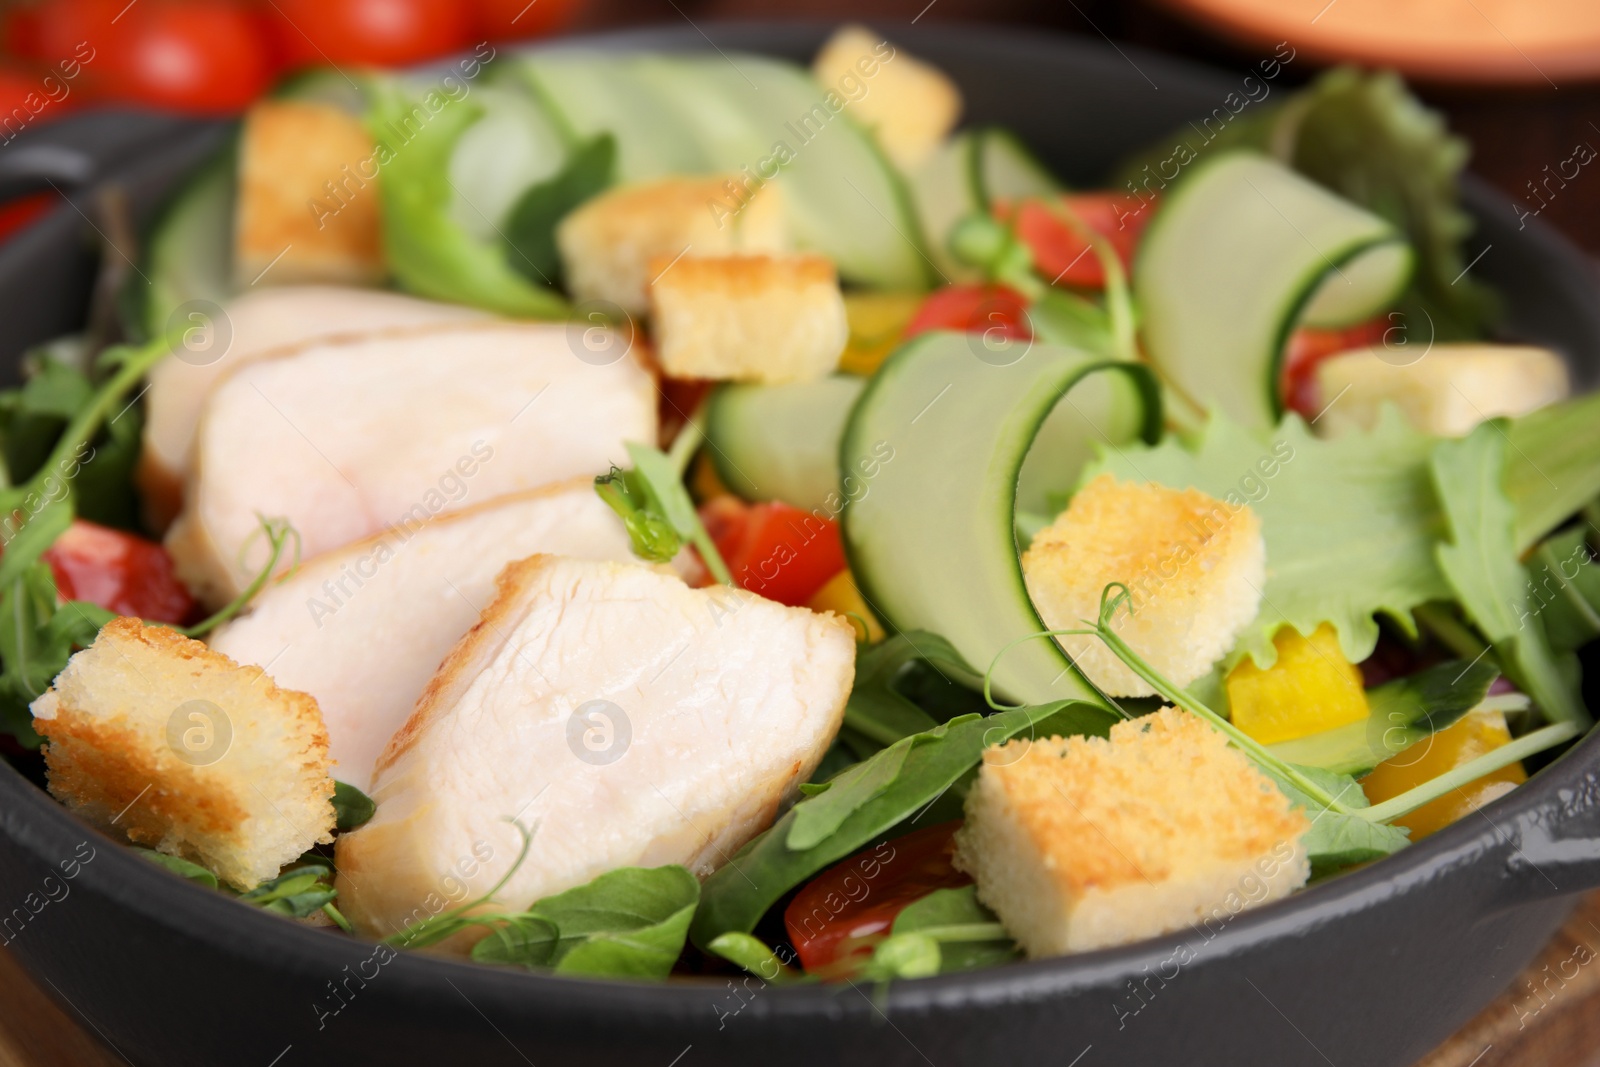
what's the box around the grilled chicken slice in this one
[334,556,856,945]
[207,481,675,792]
[166,321,655,609]
[140,286,488,530]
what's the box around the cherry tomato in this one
[473,0,581,41]
[784,821,969,975]
[4,0,117,67]
[1281,317,1393,419]
[270,0,472,69]
[93,1,275,114]
[43,520,196,624]
[998,192,1156,290]
[698,497,847,607]
[0,63,77,137]
[903,284,1031,343]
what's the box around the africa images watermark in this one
[307,42,498,231]
[303,440,496,627]
[706,37,899,229]
[0,40,96,145]
[1116,41,1298,232]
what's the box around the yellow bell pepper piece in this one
[807,569,885,643]
[1360,708,1526,839]
[839,292,922,376]
[1226,623,1370,745]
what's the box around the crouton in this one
[235,100,385,287]
[335,556,855,944]
[1022,474,1266,697]
[1314,343,1569,438]
[953,707,1309,956]
[556,176,789,314]
[813,26,962,170]
[31,618,335,889]
[649,253,849,384]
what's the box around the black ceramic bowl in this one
[3,21,1600,1067]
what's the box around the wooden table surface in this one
[5,893,1600,1066]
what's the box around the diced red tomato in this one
[699,496,846,607]
[998,191,1157,290]
[42,520,195,624]
[269,0,473,69]
[473,0,581,40]
[1282,317,1393,419]
[784,821,969,975]
[4,0,116,68]
[904,284,1031,343]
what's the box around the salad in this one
[5,25,1599,988]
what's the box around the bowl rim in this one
[3,16,1598,1019]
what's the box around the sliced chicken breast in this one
[334,556,856,945]
[140,286,488,529]
[208,481,673,792]
[166,321,656,609]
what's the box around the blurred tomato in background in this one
[0,0,581,117]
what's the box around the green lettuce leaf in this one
[691,700,1117,950]
[1264,764,1410,876]
[1431,424,1588,725]
[367,83,567,317]
[1086,408,1451,669]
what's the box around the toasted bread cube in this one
[235,100,385,287]
[1314,344,1569,438]
[556,176,789,314]
[31,618,335,889]
[1023,474,1266,697]
[954,708,1310,956]
[813,25,962,170]
[649,254,848,384]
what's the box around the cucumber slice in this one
[136,140,237,340]
[513,51,930,290]
[908,132,975,281]
[446,84,568,241]
[1135,151,1413,429]
[1265,658,1501,777]
[970,127,1060,209]
[840,332,1161,705]
[705,376,866,512]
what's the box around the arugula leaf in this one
[131,847,219,889]
[1263,763,1410,876]
[690,701,1117,950]
[786,721,961,850]
[502,134,615,286]
[1528,526,1600,654]
[332,780,376,832]
[1505,389,1600,552]
[839,631,977,750]
[1086,408,1450,669]
[239,863,340,919]
[1431,424,1587,726]
[705,932,803,983]
[881,886,1019,974]
[469,915,560,969]
[1264,657,1499,777]
[366,83,567,317]
[470,865,699,979]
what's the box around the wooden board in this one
[6,895,1600,1066]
